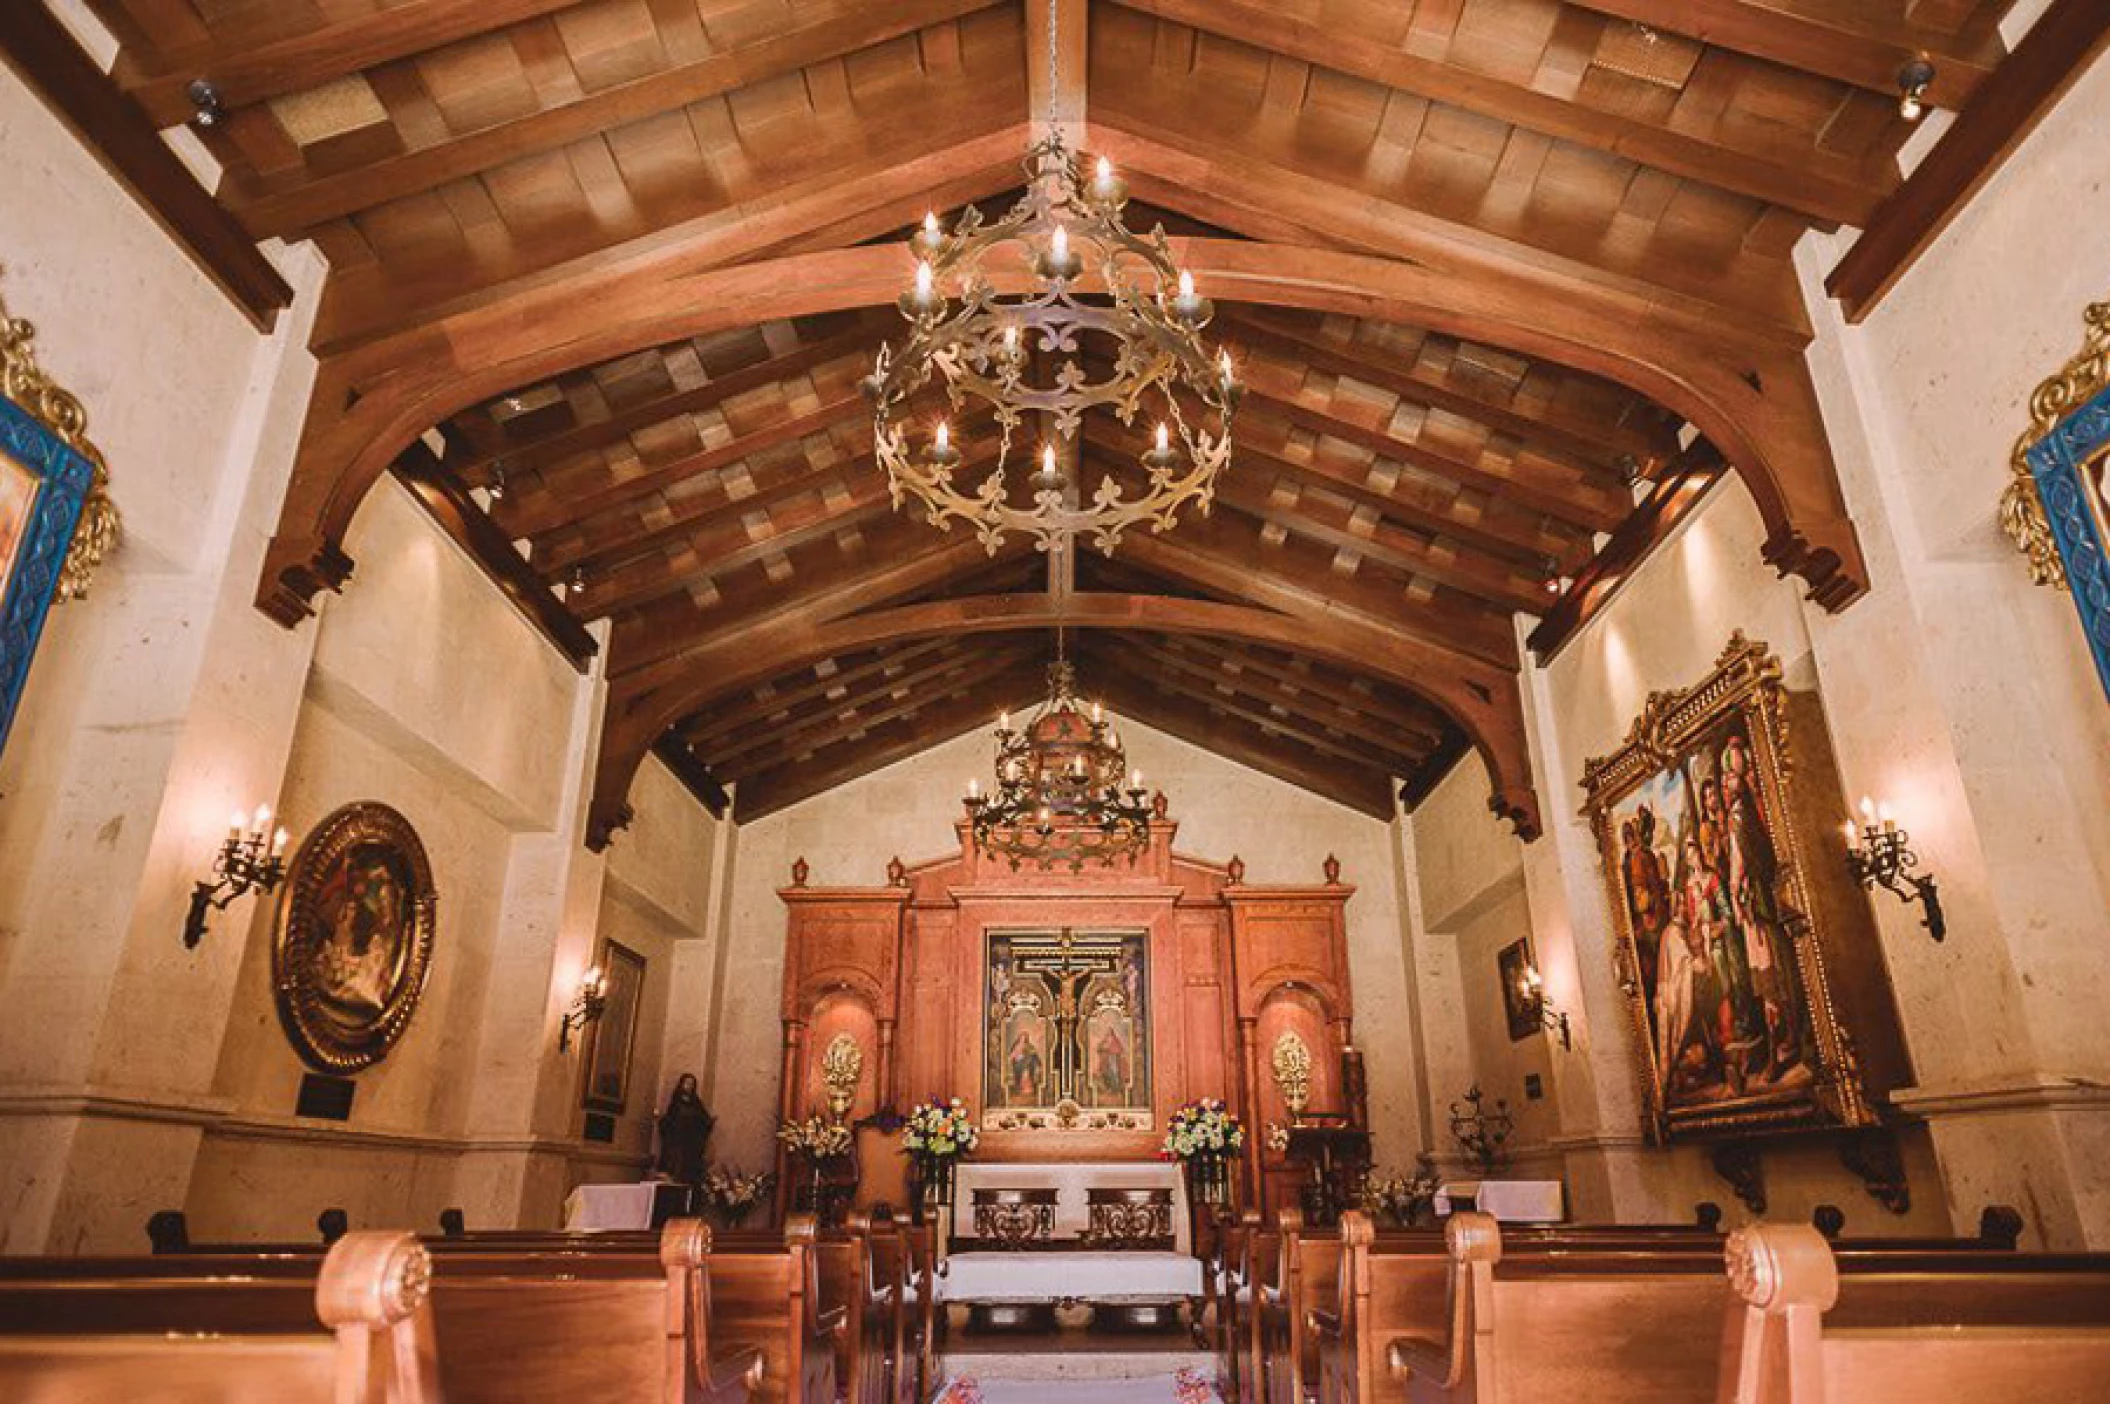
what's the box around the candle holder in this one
[1519,962,1573,1050]
[558,965,608,1052]
[183,806,290,948]
[1843,799,1946,942]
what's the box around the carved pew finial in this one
[1724,1223,1839,1313]
[661,1216,711,1269]
[315,1231,433,1329]
[1445,1210,1502,1265]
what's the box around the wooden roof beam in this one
[680,637,963,750]
[226,0,1005,237]
[0,4,292,331]
[1078,659,1398,819]
[1109,0,1892,225]
[1157,635,1452,748]
[713,642,1040,778]
[1220,308,1678,473]
[453,318,885,487]
[1112,635,1433,774]
[1567,0,2003,108]
[732,664,1049,822]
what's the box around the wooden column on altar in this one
[772,805,1357,1222]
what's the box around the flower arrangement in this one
[901,1098,979,1160]
[702,1163,775,1226]
[1161,1098,1246,1161]
[776,1114,853,1161]
[1359,1152,1441,1228]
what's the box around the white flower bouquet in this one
[776,1114,853,1161]
[1161,1098,1246,1162]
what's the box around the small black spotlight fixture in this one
[565,565,586,598]
[1844,796,1947,941]
[558,964,608,1052]
[184,804,290,948]
[186,79,225,129]
[486,463,506,502]
[1896,56,1937,122]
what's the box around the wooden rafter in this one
[0,3,292,331]
[1157,636,1451,749]
[680,638,962,751]
[224,0,1004,239]
[1109,0,1892,225]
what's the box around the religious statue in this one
[655,1072,714,1187]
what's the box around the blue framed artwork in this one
[0,297,114,759]
[2007,301,2110,705]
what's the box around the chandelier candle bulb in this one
[1170,270,1211,326]
[1091,156,1125,205]
[913,209,946,259]
[903,259,939,317]
[1040,223,1081,280]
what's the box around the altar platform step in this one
[940,1326,1213,1383]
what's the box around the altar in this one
[937,1251,1203,1332]
[950,1161,1193,1253]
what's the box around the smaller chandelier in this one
[964,659,1153,871]
[865,133,1239,556]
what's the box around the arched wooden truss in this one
[44,0,2038,844]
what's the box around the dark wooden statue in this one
[656,1071,715,1187]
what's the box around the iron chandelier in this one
[864,132,1240,557]
[963,655,1154,871]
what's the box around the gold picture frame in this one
[1581,634,1881,1144]
[273,801,438,1073]
[580,939,646,1114]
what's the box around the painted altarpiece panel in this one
[982,929,1153,1132]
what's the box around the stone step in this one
[938,1348,1215,1382]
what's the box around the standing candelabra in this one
[183,805,289,948]
[1449,1085,1514,1176]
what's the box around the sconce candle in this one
[559,964,609,1052]
[183,805,292,949]
[1845,797,1946,941]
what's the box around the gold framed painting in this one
[273,801,438,1073]
[1581,634,1892,1144]
[581,939,646,1114]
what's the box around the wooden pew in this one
[812,1212,896,1404]
[1719,1222,2110,1404]
[1317,1210,1738,1404]
[418,1219,764,1404]
[0,1230,440,1404]
[867,1211,938,1404]
[705,1216,843,1404]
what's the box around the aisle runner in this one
[935,1366,1219,1404]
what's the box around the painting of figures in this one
[1583,634,1880,1143]
[983,929,1151,1129]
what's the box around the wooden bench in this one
[1719,1222,2110,1404]
[0,1230,439,1404]
[866,1211,938,1404]
[1316,1211,1739,1404]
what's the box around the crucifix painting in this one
[983,930,1152,1129]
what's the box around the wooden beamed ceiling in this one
[40,0,2051,838]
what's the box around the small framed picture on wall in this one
[1497,937,1539,1042]
[582,940,646,1114]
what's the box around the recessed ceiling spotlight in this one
[566,566,585,597]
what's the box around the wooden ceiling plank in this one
[1088,118,1813,353]
[1079,658,1397,818]
[1109,0,1889,225]
[501,390,868,540]
[1825,0,2110,322]
[118,0,587,125]
[712,641,1038,776]
[229,0,1003,237]
[1163,635,1450,747]
[1240,387,1633,534]
[585,494,897,622]
[681,637,961,749]
[1116,634,1432,773]
[1221,308,1676,472]
[1566,0,2003,107]
[0,4,293,331]
[732,665,1048,821]
[1118,518,1519,672]
[455,319,882,485]
[612,526,1023,685]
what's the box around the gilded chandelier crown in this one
[864,133,1239,556]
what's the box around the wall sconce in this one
[183,805,289,948]
[558,965,607,1052]
[1522,962,1573,1050]
[1844,797,1946,942]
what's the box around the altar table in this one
[938,1250,1203,1330]
[951,1161,1193,1252]
[1433,1179,1565,1223]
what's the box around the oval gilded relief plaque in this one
[273,801,437,1073]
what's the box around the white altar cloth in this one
[951,1161,1192,1253]
[937,1251,1203,1303]
[1434,1179,1565,1223]
[562,1181,658,1231]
